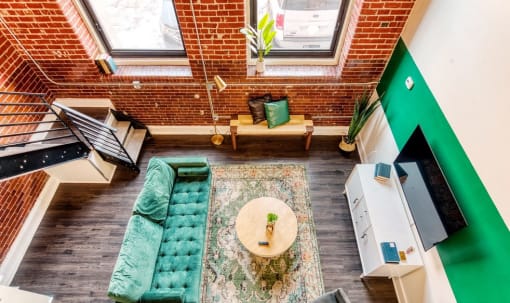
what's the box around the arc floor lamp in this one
[190,0,226,146]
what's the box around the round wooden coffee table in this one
[235,196,298,257]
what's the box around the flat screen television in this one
[394,126,467,251]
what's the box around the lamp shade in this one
[214,75,227,92]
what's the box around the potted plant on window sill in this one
[339,90,382,155]
[240,13,276,74]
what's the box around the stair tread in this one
[94,146,131,162]
[124,128,147,162]
[111,121,131,143]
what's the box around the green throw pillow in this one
[264,99,290,128]
[177,166,210,177]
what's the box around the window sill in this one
[247,65,338,78]
[112,65,192,77]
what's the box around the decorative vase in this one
[339,136,356,156]
[266,222,274,234]
[256,59,265,74]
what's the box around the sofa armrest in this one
[108,215,163,303]
[140,288,185,303]
[133,158,176,223]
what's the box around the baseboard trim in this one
[0,177,60,285]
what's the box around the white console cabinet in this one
[345,164,423,278]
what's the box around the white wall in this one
[401,0,510,229]
[358,1,510,302]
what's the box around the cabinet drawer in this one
[345,168,363,204]
[351,197,371,233]
[356,227,380,276]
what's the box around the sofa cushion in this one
[141,288,185,303]
[108,215,163,303]
[151,177,211,303]
[264,98,290,128]
[133,158,176,223]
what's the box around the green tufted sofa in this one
[107,157,211,303]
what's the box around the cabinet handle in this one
[361,232,367,239]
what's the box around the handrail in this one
[1,134,75,149]
[0,127,69,138]
[53,102,137,170]
[0,92,141,176]
[0,94,84,148]
[0,91,46,97]
[53,102,117,131]
[0,112,54,116]
[0,120,62,127]
[0,91,90,180]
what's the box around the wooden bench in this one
[230,114,314,151]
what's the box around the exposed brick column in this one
[0,0,101,84]
[338,0,415,82]
[175,0,246,83]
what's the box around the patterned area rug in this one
[202,164,324,303]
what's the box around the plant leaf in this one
[249,44,258,55]
[264,31,276,46]
[264,44,273,55]
[258,13,269,30]
[345,89,382,143]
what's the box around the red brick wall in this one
[0,0,415,262]
[2,0,415,127]
[0,27,50,262]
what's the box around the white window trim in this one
[71,0,189,66]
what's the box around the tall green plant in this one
[345,90,382,144]
[240,13,276,61]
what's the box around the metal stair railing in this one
[0,91,89,180]
[52,102,140,172]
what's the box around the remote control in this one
[258,241,269,246]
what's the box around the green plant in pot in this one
[339,90,382,154]
[266,212,278,234]
[240,13,276,73]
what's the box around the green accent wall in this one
[377,39,510,302]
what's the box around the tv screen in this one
[394,126,467,251]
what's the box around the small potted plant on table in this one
[266,212,278,234]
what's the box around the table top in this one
[235,196,298,257]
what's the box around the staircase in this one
[0,92,151,182]
[53,103,150,173]
[0,92,89,180]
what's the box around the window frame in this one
[249,0,351,59]
[79,0,187,58]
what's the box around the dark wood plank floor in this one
[12,135,397,303]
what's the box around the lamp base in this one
[210,134,224,146]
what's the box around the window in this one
[80,0,185,57]
[252,0,350,58]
